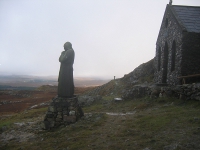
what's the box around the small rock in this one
[143,148,150,150]
[1,126,7,132]
[114,98,123,102]
[163,143,178,150]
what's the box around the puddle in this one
[114,98,123,101]
[84,111,136,116]
[106,111,136,116]
[14,122,25,126]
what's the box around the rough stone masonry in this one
[42,96,84,130]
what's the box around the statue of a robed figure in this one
[58,42,75,98]
[42,42,83,130]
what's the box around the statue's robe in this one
[58,49,75,97]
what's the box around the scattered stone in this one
[78,95,102,106]
[163,143,178,150]
[143,148,150,150]
[0,130,35,143]
[114,97,122,102]
[1,126,7,132]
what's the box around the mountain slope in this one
[82,58,154,97]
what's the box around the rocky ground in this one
[1,95,200,150]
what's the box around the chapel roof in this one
[170,5,200,33]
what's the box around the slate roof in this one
[171,5,200,33]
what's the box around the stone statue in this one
[58,42,75,98]
[43,42,84,129]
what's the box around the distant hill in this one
[74,77,110,87]
[0,75,110,89]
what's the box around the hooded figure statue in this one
[58,42,75,98]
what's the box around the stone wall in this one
[122,84,150,100]
[163,83,200,101]
[154,5,183,85]
[42,96,84,130]
[122,83,200,101]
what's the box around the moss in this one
[0,120,12,130]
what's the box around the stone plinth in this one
[42,96,84,130]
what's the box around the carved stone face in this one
[64,42,72,50]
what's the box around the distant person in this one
[58,42,75,98]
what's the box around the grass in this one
[0,121,13,130]
[83,95,140,113]
[0,107,47,132]
[1,96,200,150]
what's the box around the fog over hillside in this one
[0,75,110,87]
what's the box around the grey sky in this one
[0,0,199,79]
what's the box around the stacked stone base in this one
[42,96,84,130]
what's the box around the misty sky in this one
[0,0,200,79]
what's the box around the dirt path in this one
[83,112,138,149]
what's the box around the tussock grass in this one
[0,120,13,130]
[0,107,47,131]
[1,97,200,150]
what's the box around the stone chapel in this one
[154,2,200,85]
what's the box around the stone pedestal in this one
[42,96,84,130]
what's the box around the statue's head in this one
[64,42,72,50]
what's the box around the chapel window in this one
[165,18,168,28]
[158,47,161,71]
[171,40,176,71]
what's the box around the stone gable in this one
[154,4,200,85]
